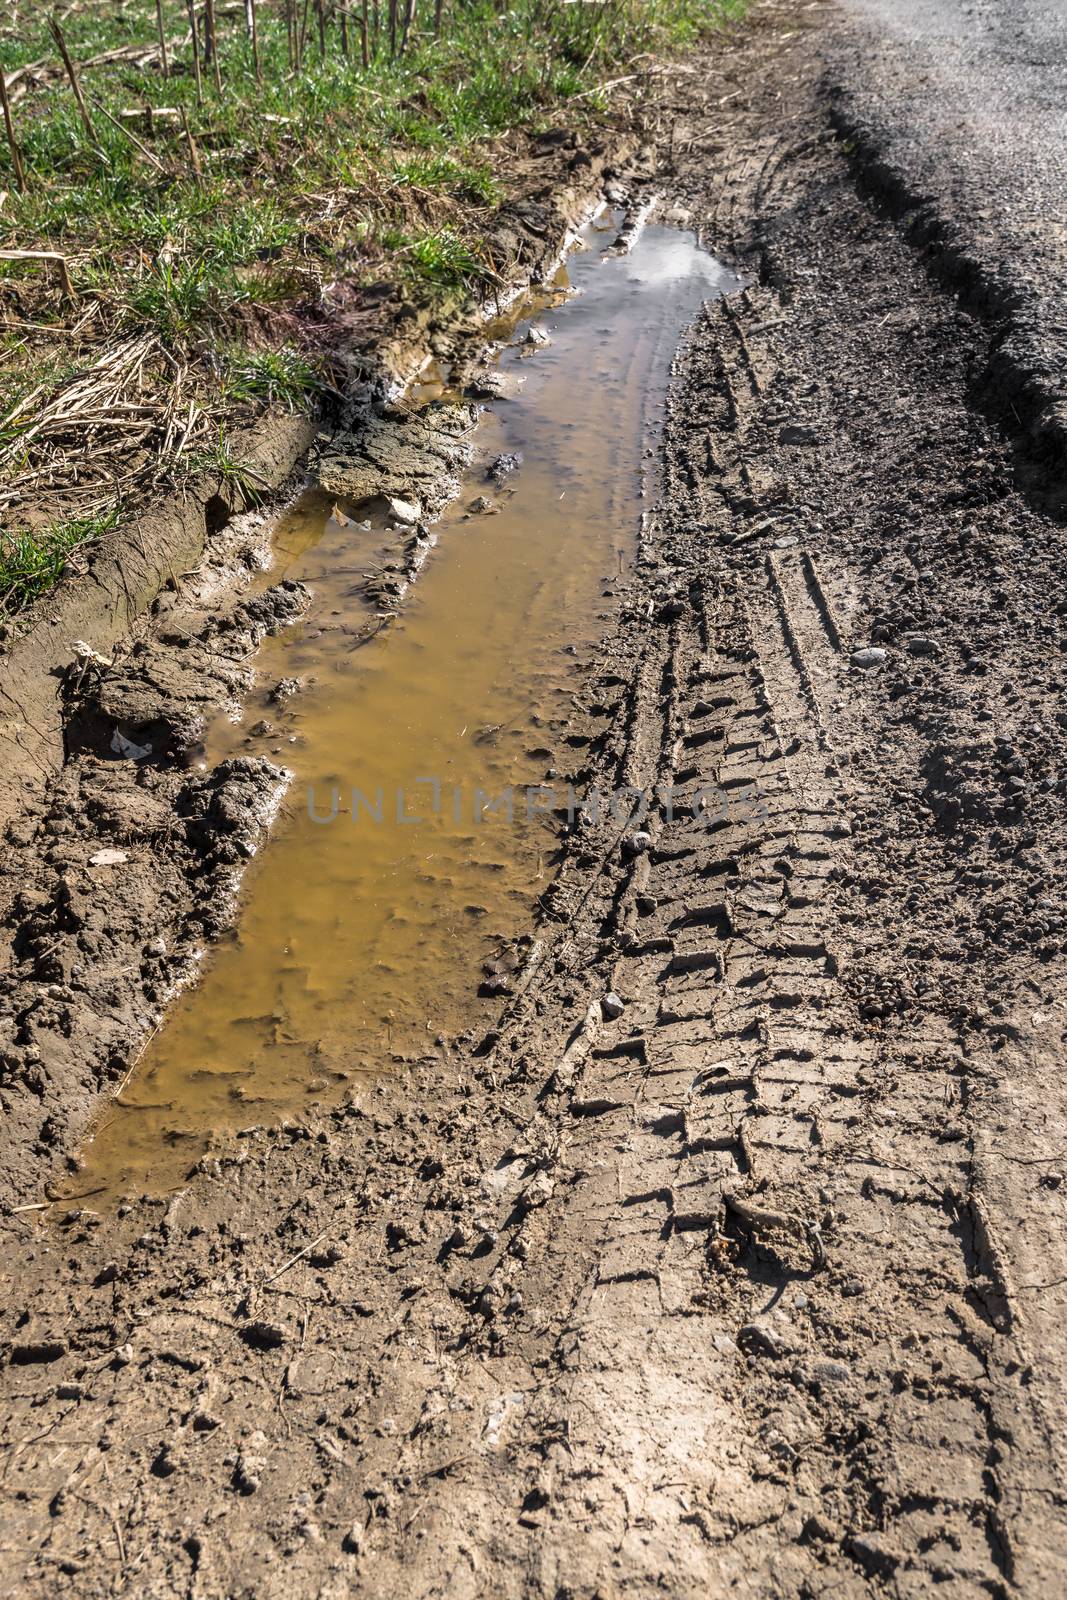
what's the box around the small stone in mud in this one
[268,678,299,704]
[110,728,152,762]
[623,831,652,856]
[850,648,887,669]
[247,719,273,737]
[601,992,625,1020]
[801,1514,839,1545]
[738,1321,785,1359]
[466,495,499,516]
[519,1172,554,1213]
[233,1437,267,1495]
[811,1357,852,1385]
[355,492,422,528]
[385,496,420,527]
[88,848,128,867]
[465,370,508,400]
[488,452,523,484]
[904,635,938,656]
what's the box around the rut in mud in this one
[2,8,1067,1598]
[78,221,740,1199]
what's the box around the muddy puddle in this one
[80,216,741,1198]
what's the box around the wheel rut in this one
[2,11,1067,1597]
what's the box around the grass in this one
[221,348,322,412]
[187,424,271,498]
[0,2,744,312]
[401,226,490,286]
[0,0,748,610]
[0,507,122,616]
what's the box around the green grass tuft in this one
[404,227,489,287]
[222,349,322,412]
[0,508,122,616]
[186,426,269,499]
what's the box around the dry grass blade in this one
[0,249,75,299]
[155,0,170,79]
[91,97,166,171]
[0,333,205,517]
[49,16,97,146]
[186,0,204,104]
[179,104,203,179]
[0,65,28,192]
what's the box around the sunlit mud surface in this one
[81,221,740,1196]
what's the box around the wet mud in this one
[2,4,1067,1594]
[79,221,739,1199]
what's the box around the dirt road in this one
[2,3,1067,1595]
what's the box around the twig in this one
[72,1491,125,1568]
[49,16,97,146]
[264,1230,328,1284]
[248,0,262,82]
[155,0,170,78]
[91,99,166,172]
[0,63,27,192]
[571,72,638,102]
[187,0,204,103]
[179,104,203,180]
[205,0,224,94]
[399,0,416,55]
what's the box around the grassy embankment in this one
[0,0,745,614]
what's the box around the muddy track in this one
[2,6,1067,1596]
[0,156,640,1206]
[0,124,635,835]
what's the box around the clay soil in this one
[2,4,1067,1595]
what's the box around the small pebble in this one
[850,647,887,669]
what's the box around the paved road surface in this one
[831,0,1067,465]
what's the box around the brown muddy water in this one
[81,217,741,1197]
